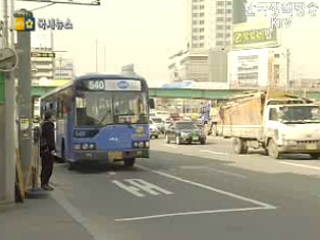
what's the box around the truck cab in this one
[263,101,320,159]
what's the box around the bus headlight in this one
[82,143,89,150]
[139,142,144,148]
[134,142,139,148]
[74,144,81,150]
[145,141,150,148]
[89,143,96,150]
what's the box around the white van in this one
[150,110,170,122]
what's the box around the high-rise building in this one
[170,0,247,83]
[31,49,56,85]
[187,0,235,51]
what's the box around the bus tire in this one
[68,162,76,171]
[59,140,66,163]
[124,158,135,168]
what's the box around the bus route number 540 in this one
[88,80,105,90]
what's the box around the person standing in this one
[40,112,56,191]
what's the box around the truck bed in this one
[218,92,264,139]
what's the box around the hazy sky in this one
[16,0,320,86]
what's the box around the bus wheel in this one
[68,162,77,171]
[124,158,135,168]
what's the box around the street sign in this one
[0,48,18,72]
[15,17,36,31]
[31,52,56,58]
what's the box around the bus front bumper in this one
[73,149,150,162]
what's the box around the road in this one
[50,136,320,240]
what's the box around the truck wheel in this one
[233,138,248,154]
[310,153,320,160]
[268,139,281,159]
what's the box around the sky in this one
[15,0,320,86]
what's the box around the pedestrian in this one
[40,112,56,191]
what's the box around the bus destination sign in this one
[86,79,141,91]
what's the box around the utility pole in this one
[96,38,98,72]
[16,9,33,189]
[0,0,16,203]
[286,48,290,92]
[104,46,106,72]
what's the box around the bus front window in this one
[113,92,148,124]
[76,92,113,126]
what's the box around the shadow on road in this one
[68,162,145,174]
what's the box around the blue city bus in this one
[40,74,150,169]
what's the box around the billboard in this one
[233,21,278,49]
[233,28,277,47]
[228,48,269,89]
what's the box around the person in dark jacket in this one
[40,112,56,191]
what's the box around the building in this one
[228,47,288,89]
[55,57,74,81]
[169,0,247,83]
[187,0,233,50]
[168,49,209,82]
[31,49,56,85]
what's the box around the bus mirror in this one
[149,99,155,109]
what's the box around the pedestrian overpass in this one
[32,85,320,101]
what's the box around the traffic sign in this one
[0,48,18,72]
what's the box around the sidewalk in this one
[0,193,94,240]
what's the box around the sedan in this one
[165,121,206,145]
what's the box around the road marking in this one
[180,165,247,179]
[207,167,248,179]
[162,144,178,148]
[112,179,173,198]
[280,162,320,171]
[137,165,276,209]
[200,150,229,156]
[108,171,116,176]
[115,206,271,222]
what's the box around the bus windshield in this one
[76,91,148,126]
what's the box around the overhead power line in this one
[16,0,101,6]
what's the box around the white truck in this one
[217,91,320,159]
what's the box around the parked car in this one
[165,121,206,145]
[149,119,160,139]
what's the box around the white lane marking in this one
[112,179,173,197]
[162,144,178,148]
[280,162,320,171]
[112,180,145,197]
[115,206,270,222]
[207,167,248,179]
[137,165,276,209]
[52,188,106,240]
[179,165,247,179]
[108,172,116,176]
[200,150,229,156]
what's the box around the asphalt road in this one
[51,136,320,240]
